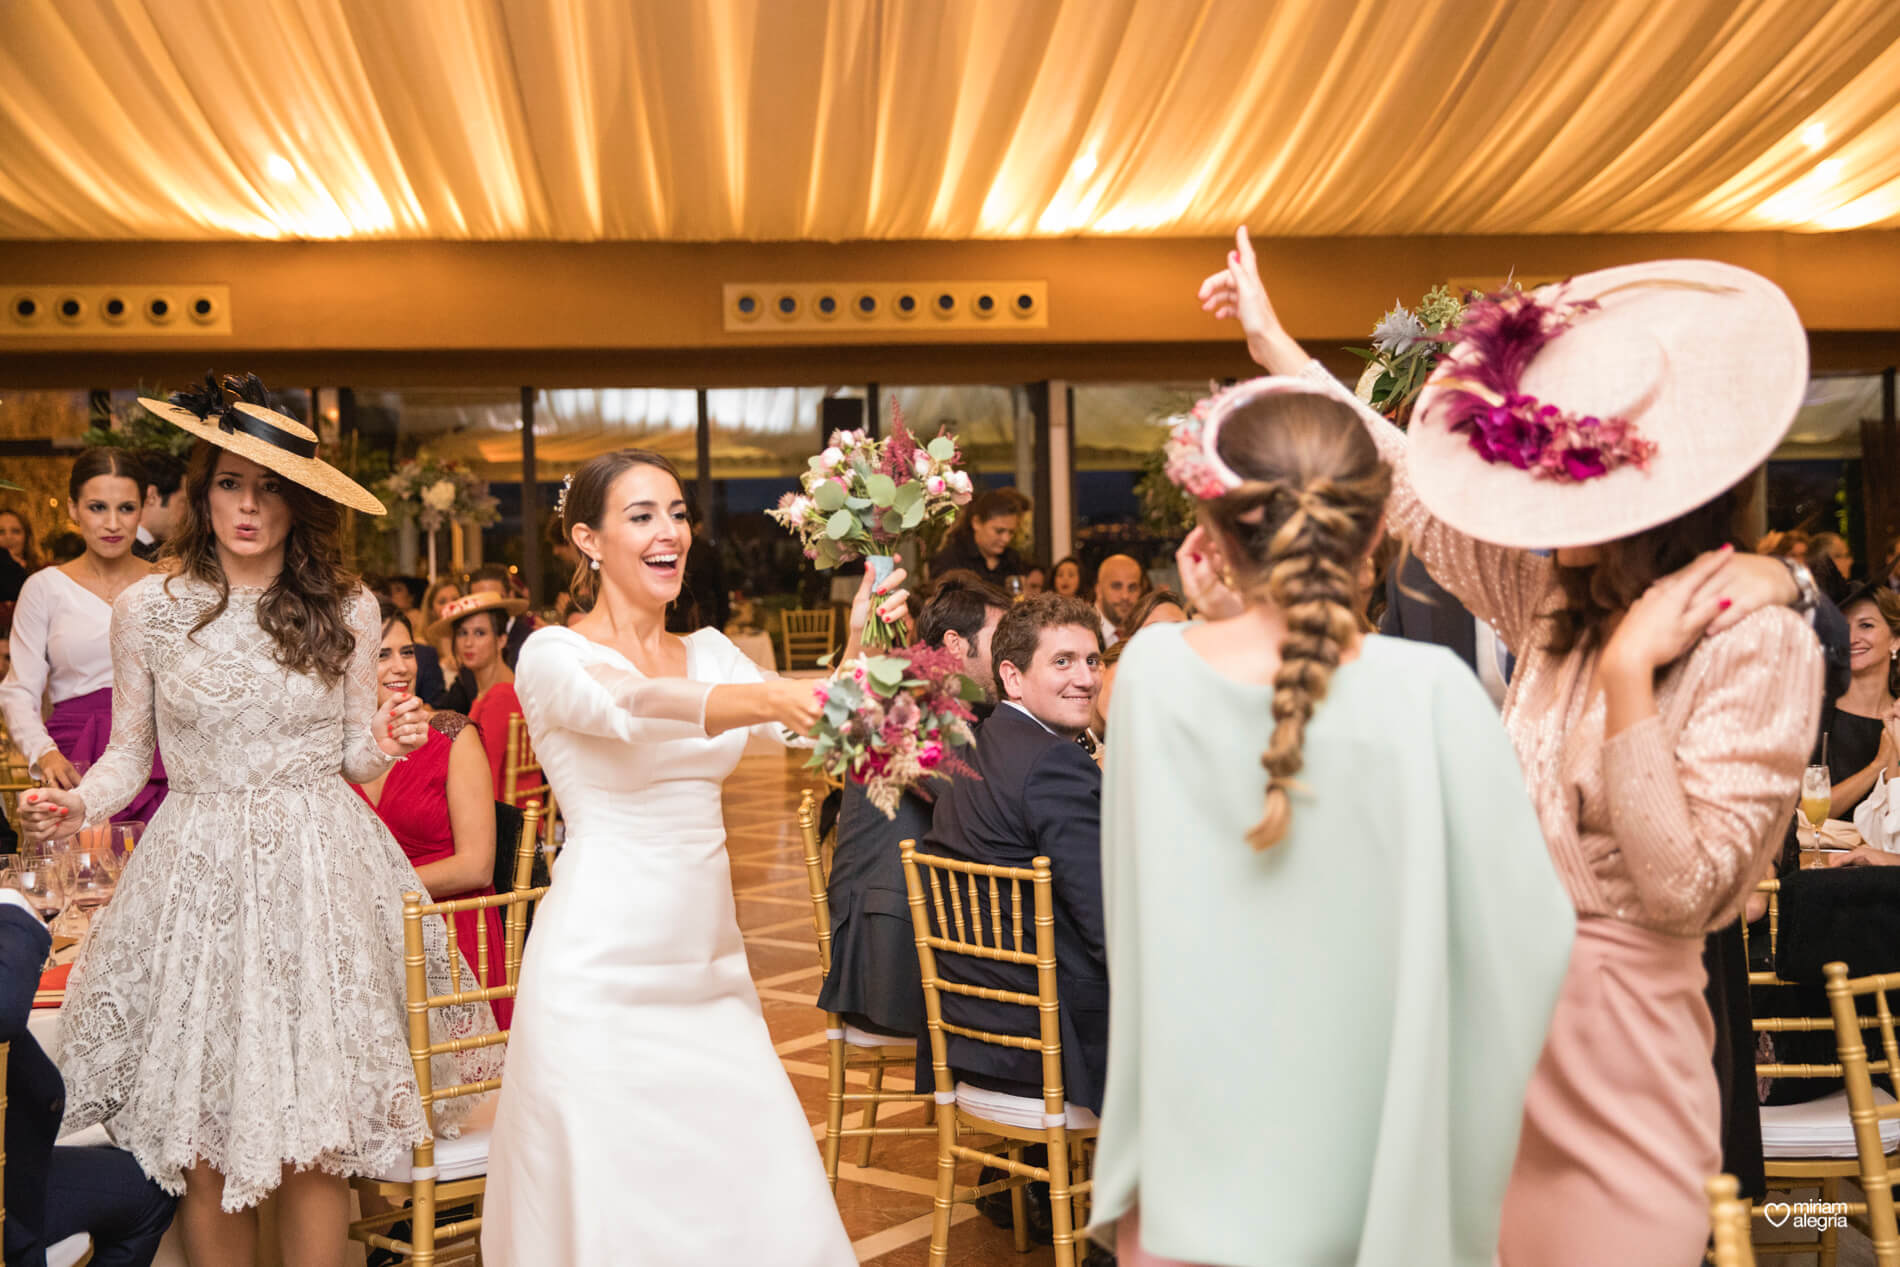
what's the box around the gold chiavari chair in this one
[1,1040,7,1231]
[1710,1175,1759,1267]
[901,842,1096,1267]
[1823,961,1900,1265]
[796,791,933,1190]
[1746,881,1900,1266]
[780,608,836,671]
[503,714,559,864]
[348,805,549,1267]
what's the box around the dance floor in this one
[725,747,1050,1266]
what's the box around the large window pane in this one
[1071,381,1200,575]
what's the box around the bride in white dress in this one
[483,449,910,1266]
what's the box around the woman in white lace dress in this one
[483,450,908,1266]
[23,375,495,1267]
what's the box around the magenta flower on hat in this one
[1433,287,1656,483]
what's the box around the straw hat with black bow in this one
[139,373,386,516]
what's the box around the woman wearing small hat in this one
[428,590,538,801]
[20,374,497,1265]
[1202,231,1825,1266]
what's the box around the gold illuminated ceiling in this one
[2,0,1898,242]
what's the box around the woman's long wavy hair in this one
[163,374,358,686]
[1202,391,1392,850]
[1543,489,1743,656]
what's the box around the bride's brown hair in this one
[1201,392,1391,849]
[560,449,691,612]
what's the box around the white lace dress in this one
[56,574,497,1210]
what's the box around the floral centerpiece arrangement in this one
[371,453,500,578]
[808,645,983,818]
[769,401,972,647]
[1344,284,1470,424]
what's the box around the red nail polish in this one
[1719,598,1732,610]
[1721,543,1734,553]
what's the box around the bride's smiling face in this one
[575,464,691,609]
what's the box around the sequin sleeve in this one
[1601,607,1822,930]
[1297,359,1554,651]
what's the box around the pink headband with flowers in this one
[1162,377,1331,500]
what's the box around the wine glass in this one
[110,820,144,873]
[6,859,67,925]
[1799,764,1832,847]
[1006,575,1025,600]
[61,847,117,912]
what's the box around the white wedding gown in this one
[483,625,853,1266]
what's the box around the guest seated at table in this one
[2,889,176,1267]
[1124,587,1186,631]
[468,564,536,669]
[421,576,464,677]
[922,593,1108,1112]
[1816,585,1900,822]
[0,506,40,575]
[930,487,1029,585]
[1093,553,1146,647]
[1021,564,1047,595]
[352,601,512,1029]
[817,571,1010,1041]
[429,592,539,803]
[1050,554,1086,600]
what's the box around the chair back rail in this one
[1824,962,1900,1264]
[780,608,836,670]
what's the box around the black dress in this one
[1825,709,1888,820]
[929,538,1025,584]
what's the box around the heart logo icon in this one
[1764,1202,1792,1228]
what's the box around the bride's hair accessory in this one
[555,472,575,519]
[1163,377,1331,501]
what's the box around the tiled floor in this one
[723,746,1070,1266]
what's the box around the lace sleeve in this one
[516,629,712,743]
[73,587,158,829]
[1297,360,1553,651]
[0,572,56,767]
[340,588,398,785]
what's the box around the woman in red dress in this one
[429,591,543,806]
[354,600,512,1027]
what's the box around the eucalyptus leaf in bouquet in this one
[807,644,984,819]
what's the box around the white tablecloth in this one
[728,629,778,672]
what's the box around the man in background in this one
[133,452,186,562]
[1092,554,1145,647]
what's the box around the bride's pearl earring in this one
[590,557,600,571]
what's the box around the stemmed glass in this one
[1799,764,1832,849]
[61,845,118,915]
[6,859,69,957]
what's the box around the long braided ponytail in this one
[1201,393,1391,850]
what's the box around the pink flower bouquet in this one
[808,645,983,818]
[769,401,972,647]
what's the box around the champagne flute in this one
[1799,763,1832,848]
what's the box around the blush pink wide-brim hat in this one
[1407,259,1808,550]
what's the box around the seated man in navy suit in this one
[2,892,175,1267]
[923,593,1108,1114]
[817,570,1012,1040]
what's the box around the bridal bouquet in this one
[769,402,972,646]
[808,645,983,818]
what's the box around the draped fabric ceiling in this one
[3,0,1899,243]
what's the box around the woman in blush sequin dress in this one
[1202,232,1825,1267]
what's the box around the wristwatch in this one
[1780,556,1819,615]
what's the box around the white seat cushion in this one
[843,1023,915,1049]
[1761,1086,1900,1159]
[953,1082,1098,1131]
[54,1123,114,1148]
[376,1095,498,1183]
[48,1234,91,1267]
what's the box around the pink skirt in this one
[1498,916,1719,1267]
